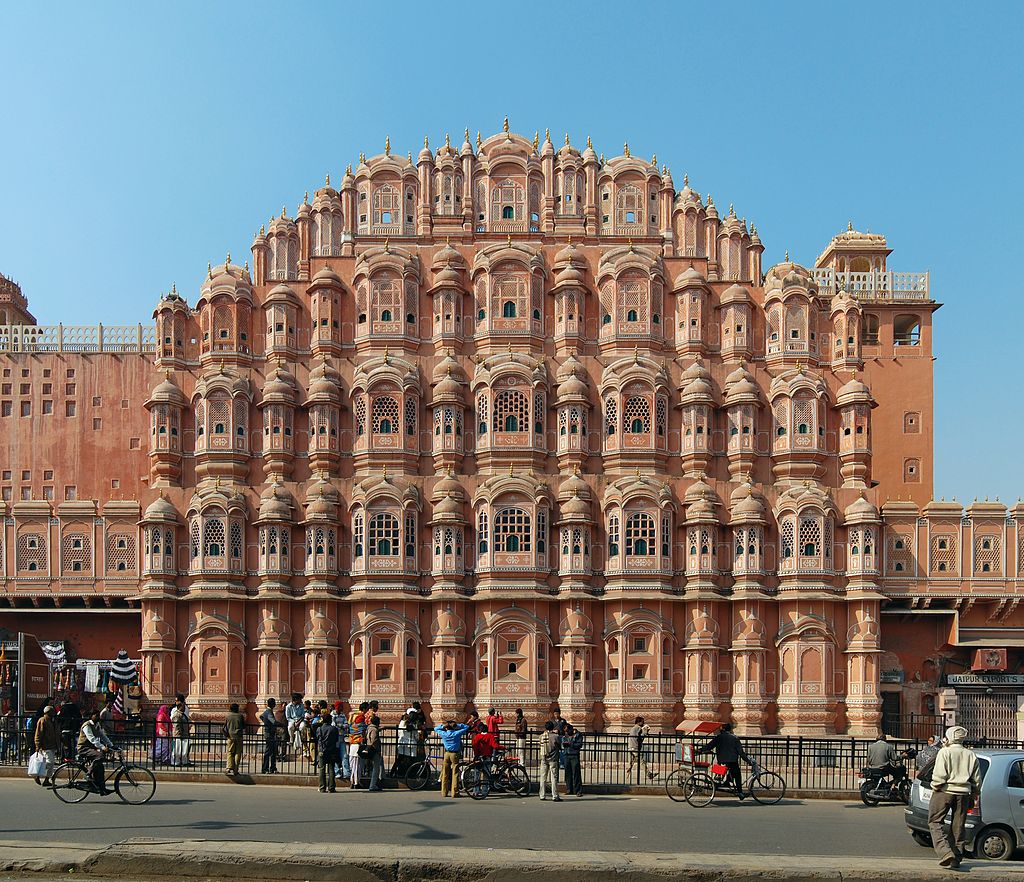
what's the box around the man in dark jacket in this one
[698,723,753,800]
[316,714,341,793]
[561,723,584,797]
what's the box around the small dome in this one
[720,283,752,305]
[259,483,292,520]
[845,494,880,522]
[144,496,179,521]
[148,375,186,406]
[674,266,707,289]
[311,266,343,286]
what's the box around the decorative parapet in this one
[0,323,157,353]
[812,269,930,302]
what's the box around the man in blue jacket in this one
[434,718,470,797]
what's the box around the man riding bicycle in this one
[77,708,115,795]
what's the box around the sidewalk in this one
[2,838,1022,881]
[0,764,859,800]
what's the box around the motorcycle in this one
[859,748,916,806]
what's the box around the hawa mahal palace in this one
[1,122,1019,737]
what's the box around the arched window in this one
[493,389,528,434]
[369,513,400,556]
[371,396,400,434]
[625,513,656,556]
[494,508,532,553]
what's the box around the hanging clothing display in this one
[84,664,100,693]
[110,649,137,685]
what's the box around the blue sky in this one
[1,1,1021,502]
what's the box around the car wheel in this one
[974,826,1015,861]
[910,831,932,848]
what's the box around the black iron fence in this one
[7,717,1020,791]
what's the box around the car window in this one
[1009,761,1024,789]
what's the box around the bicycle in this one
[460,749,531,800]
[50,749,157,805]
[404,750,473,792]
[666,760,786,807]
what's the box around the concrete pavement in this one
[0,778,917,855]
[1,839,1023,882]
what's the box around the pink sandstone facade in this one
[1,124,1019,735]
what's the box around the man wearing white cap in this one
[927,725,980,868]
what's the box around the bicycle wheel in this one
[683,771,716,807]
[749,770,786,805]
[462,762,491,800]
[504,763,530,797]
[404,760,436,791]
[115,764,157,805]
[50,763,90,804]
[665,768,688,803]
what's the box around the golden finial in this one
[785,250,790,261]
[445,131,451,149]
[476,131,482,148]
[623,142,630,158]
[587,135,592,149]
[503,116,510,134]
[683,173,689,186]
[385,135,391,156]
[325,173,330,186]
[424,135,429,149]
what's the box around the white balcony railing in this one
[0,324,157,354]
[812,269,930,302]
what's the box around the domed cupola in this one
[554,355,591,470]
[258,361,300,479]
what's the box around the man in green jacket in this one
[928,725,981,869]
[223,703,246,776]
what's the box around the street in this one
[0,779,925,858]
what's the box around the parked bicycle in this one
[461,749,531,800]
[666,760,786,807]
[50,749,157,805]
[404,750,472,792]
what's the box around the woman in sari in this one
[152,705,172,763]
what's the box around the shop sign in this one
[947,673,1024,687]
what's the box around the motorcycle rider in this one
[866,732,906,784]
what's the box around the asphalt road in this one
[0,778,925,858]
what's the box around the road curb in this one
[7,838,1022,882]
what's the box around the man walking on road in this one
[928,725,980,869]
[260,698,283,774]
[223,703,245,776]
[539,720,561,801]
[698,723,753,800]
